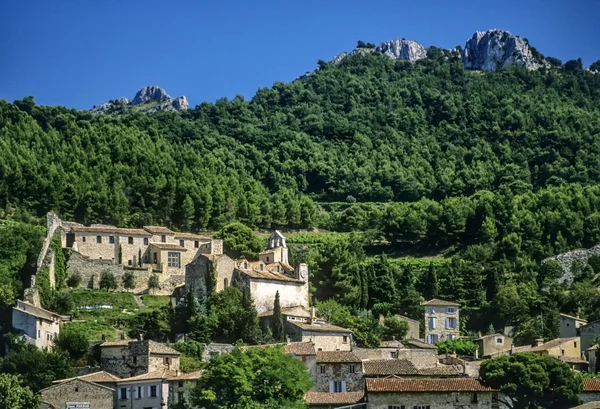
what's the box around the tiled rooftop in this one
[362,359,418,376]
[531,337,579,352]
[583,378,600,392]
[422,298,460,307]
[316,351,361,363]
[288,321,352,334]
[284,342,316,356]
[366,378,493,392]
[304,391,364,405]
[53,371,120,384]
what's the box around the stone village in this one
[10,214,600,409]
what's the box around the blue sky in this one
[1,0,598,109]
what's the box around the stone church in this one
[184,231,310,314]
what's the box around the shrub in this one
[148,274,160,292]
[53,291,74,315]
[66,272,82,288]
[99,270,117,291]
[123,271,136,291]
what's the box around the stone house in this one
[184,231,310,315]
[100,338,181,378]
[316,351,363,393]
[475,334,513,358]
[530,337,587,371]
[380,314,420,340]
[365,378,501,409]
[423,299,460,344]
[287,321,353,352]
[115,369,202,409]
[285,342,318,387]
[582,378,600,403]
[11,299,68,350]
[40,378,114,409]
[585,345,598,374]
[581,320,600,353]
[560,313,588,338]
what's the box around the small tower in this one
[259,231,288,265]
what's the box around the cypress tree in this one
[138,248,142,266]
[272,291,284,342]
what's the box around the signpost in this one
[66,403,90,409]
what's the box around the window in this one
[445,317,457,329]
[128,237,134,244]
[388,406,405,409]
[128,260,132,266]
[349,364,355,373]
[168,252,180,268]
[427,334,439,344]
[429,317,436,330]
[161,235,166,243]
[178,392,184,402]
[120,387,127,400]
[38,330,40,338]
[413,406,430,409]
[574,341,578,348]
[82,236,86,242]
[496,337,503,344]
[133,356,137,364]
[266,256,270,262]
[150,385,157,398]
[180,240,185,247]
[144,237,148,245]
[194,240,199,248]
[259,264,263,271]
[452,392,459,403]
[449,334,456,340]
[471,393,478,403]
[446,307,456,314]
[343,336,348,343]
[244,262,248,269]
[178,381,184,388]
[164,356,171,365]
[391,351,398,358]
[153,252,158,264]
[333,381,343,393]
[109,236,115,244]
[136,386,143,399]
[428,307,436,314]
[96,236,102,243]
[319,365,326,374]
[224,278,228,288]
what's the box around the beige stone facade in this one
[316,351,363,393]
[423,298,460,344]
[11,300,67,350]
[560,313,588,338]
[287,321,353,352]
[99,339,181,378]
[476,334,513,358]
[40,378,114,409]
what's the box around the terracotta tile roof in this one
[571,403,600,409]
[366,378,494,392]
[422,298,460,307]
[40,378,115,393]
[405,339,438,349]
[583,378,600,392]
[13,300,66,321]
[304,391,364,405]
[117,369,200,382]
[173,232,211,240]
[71,226,151,236]
[53,371,120,384]
[531,337,579,352]
[143,226,174,235]
[258,305,311,318]
[288,321,352,334]
[393,314,420,323]
[417,365,463,376]
[147,340,181,355]
[560,313,587,322]
[167,370,203,381]
[237,268,303,283]
[150,242,188,251]
[316,351,361,363]
[284,342,316,356]
[380,340,404,348]
[363,359,418,376]
[100,339,135,347]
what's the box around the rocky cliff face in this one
[462,29,540,71]
[375,39,427,61]
[92,86,189,114]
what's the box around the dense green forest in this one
[2,49,600,344]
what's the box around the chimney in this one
[101,334,106,342]
[139,333,144,341]
[510,343,515,355]
[176,369,181,377]
[535,338,544,347]
[392,335,396,341]
[311,307,316,323]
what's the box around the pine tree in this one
[272,291,284,342]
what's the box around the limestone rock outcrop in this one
[462,29,540,71]
[375,39,427,61]
[92,86,188,114]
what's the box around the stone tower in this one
[259,231,288,265]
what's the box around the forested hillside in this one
[2,49,600,342]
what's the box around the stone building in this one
[285,342,318,386]
[99,338,181,378]
[115,369,202,409]
[11,300,68,350]
[560,313,588,338]
[365,378,500,409]
[287,321,353,352]
[394,314,420,340]
[315,351,363,393]
[185,231,310,315]
[475,333,514,358]
[362,359,462,379]
[423,298,460,344]
[530,337,587,370]
[581,320,600,353]
[40,378,114,409]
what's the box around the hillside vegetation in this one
[2,50,600,342]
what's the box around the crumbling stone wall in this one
[543,245,600,283]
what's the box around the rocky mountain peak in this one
[462,29,540,71]
[375,38,427,61]
[92,86,189,114]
